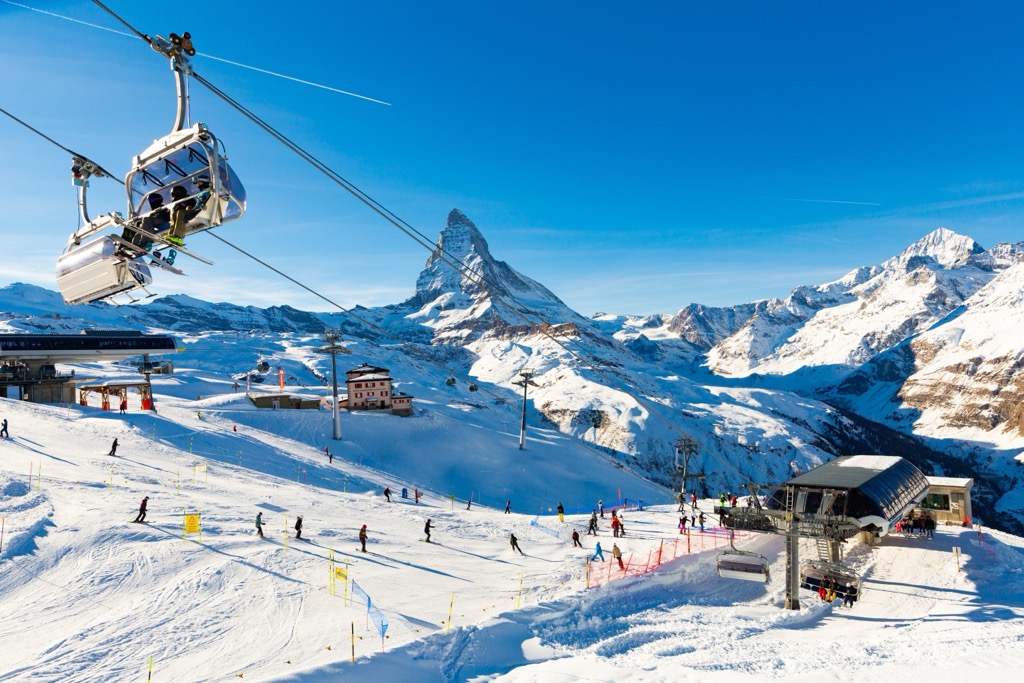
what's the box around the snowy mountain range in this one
[2,214,1023,531]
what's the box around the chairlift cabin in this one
[717,550,770,582]
[56,234,154,305]
[125,122,246,239]
[468,383,478,392]
[799,561,861,603]
[54,30,245,306]
[255,356,271,373]
[717,535,770,583]
[445,377,456,386]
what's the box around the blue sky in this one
[3,1,1024,316]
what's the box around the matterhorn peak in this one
[427,209,494,267]
[405,209,580,338]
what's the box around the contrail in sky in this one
[2,0,390,105]
[775,197,882,206]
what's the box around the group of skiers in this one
[896,513,936,538]
[129,493,642,567]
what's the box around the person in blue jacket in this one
[592,541,605,562]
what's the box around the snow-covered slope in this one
[1,387,1022,682]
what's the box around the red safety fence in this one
[586,527,755,588]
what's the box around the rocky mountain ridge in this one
[2,214,1022,530]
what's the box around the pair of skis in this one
[112,222,213,275]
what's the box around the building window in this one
[922,493,951,511]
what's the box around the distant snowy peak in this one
[886,227,984,270]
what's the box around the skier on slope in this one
[592,541,605,562]
[510,532,524,555]
[572,529,583,548]
[256,511,265,538]
[133,496,149,523]
[556,502,565,523]
[359,524,368,552]
[424,519,433,543]
[383,486,391,502]
[294,515,303,540]
[108,438,119,456]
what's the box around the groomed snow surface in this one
[1,393,1023,682]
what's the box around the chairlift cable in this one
[0,107,122,182]
[90,0,150,44]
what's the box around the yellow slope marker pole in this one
[446,593,455,634]
[517,573,524,609]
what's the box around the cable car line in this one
[0,106,121,182]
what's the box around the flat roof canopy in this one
[0,332,177,363]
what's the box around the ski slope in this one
[1,391,1022,682]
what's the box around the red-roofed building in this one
[345,364,413,416]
